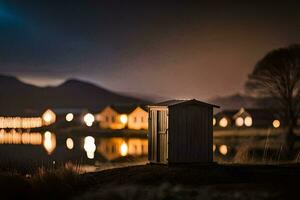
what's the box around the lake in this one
[0,129,148,173]
[0,128,298,173]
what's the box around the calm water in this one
[0,129,148,173]
[0,128,296,173]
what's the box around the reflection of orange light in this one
[273,120,280,128]
[120,142,128,156]
[84,136,96,159]
[0,130,42,145]
[43,131,56,155]
[219,145,228,155]
[66,138,74,149]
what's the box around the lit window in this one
[65,113,74,122]
[235,117,244,127]
[219,117,228,127]
[273,120,280,128]
[83,113,95,127]
[120,114,128,124]
[244,116,253,127]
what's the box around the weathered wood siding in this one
[168,104,213,163]
[157,110,168,163]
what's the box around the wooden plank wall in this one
[168,105,213,163]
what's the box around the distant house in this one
[214,110,237,128]
[214,107,282,129]
[233,107,281,128]
[128,106,148,130]
[148,99,219,164]
[98,105,136,129]
[0,109,56,129]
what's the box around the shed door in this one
[157,110,168,163]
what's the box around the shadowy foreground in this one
[2,164,300,199]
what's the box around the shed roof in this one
[149,99,220,108]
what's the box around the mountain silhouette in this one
[0,75,148,114]
[210,93,275,110]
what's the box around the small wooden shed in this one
[148,99,219,164]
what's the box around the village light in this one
[244,116,253,127]
[43,112,52,123]
[219,117,228,127]
[273,120,280,128]
[120,141,128,156]
[213,144,216,152]
[84,113,95,127]
[213,117,216,126]
[219,145,228,155]
[42,109,56,125]
[66,138,74,150]
[65,113,74,122]
[43,131,56,155]
[235,117,244,127]
[84,136,96,159]
[120,114,128,124]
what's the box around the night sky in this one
[0,1,299,100]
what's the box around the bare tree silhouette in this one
[246,44,300,153]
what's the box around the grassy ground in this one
[0,167,93,200]
[1,164,300,199]
[78,164,300,200]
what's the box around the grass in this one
[1,162,300,199]
[0,165,95,200]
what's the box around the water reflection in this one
[0,129,151,170]
[66,138,74,150]
[0,129,42,145]
[43,131,56,155]
[84,136,96,159]
[97,138,148,161]
[120,142,128,156]
[219,144,228,155]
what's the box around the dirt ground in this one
[76,164,300,199]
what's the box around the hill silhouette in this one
[0,75,148,114]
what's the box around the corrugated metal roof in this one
[149,99,220,108]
